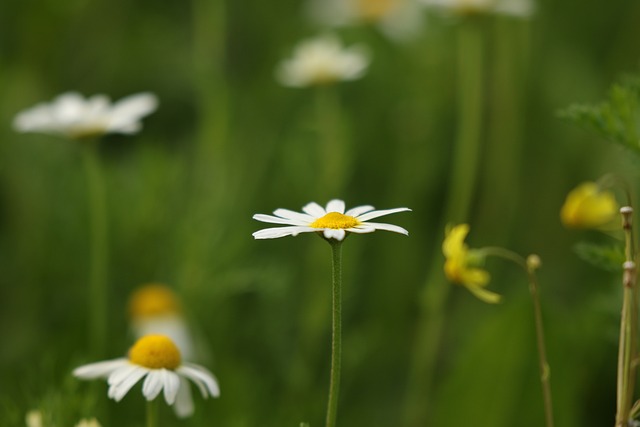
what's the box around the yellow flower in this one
[560,182,618,229]
[442,224,501,304]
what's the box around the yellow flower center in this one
[128,335,181,370]
[310,212,361,229]
[356,0,400,20]
[129,284,181,319]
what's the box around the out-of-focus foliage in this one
[573,241,626,272]
[2,0,640,426]
[560,75,640,156]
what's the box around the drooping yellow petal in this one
[442,224,501,304]
[459,266,490,287]
[560,182,618,229]
[466,283,502,304]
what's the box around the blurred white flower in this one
[305,0,426,41]
[13,92,158,140]
[277,35,370,87]
[74,335,219,418]
[75,418,102,427]
[421,0,534,17]
[253,199,410,241]
[129,283,195,361]
[25,410,43,427]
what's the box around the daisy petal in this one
[273,208,316,222]
[142,370,164,401]
[73,359,127,379]
[162,369,181,405]
[173,377,195,418]
[252,226,316,239]
[323,228,346,240]
[108,364,139,386]
[357,207,411,221]
[178,364,220,398]
[302,202,326,217]
[108,93,158,131]
[346,226,376,234]
[363,221,409,235]
[108,367,148,402]
[180,370,207,398]
[253,214,304,225]
[53,92,85,123]
[326,199,346,213]
[345,205,375,217]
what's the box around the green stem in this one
[479,248,555,427]
[480,17,528,244]
[527,267,555,427]
[617,272,635,427]
[146,399,158,427]
[403,19,485,427]
[316,86,347,199]
[82,141,108,357]
[444,21,485,222]
[616,208,636,427]
[325,240,343,427]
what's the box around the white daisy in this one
[276,34,370,87]
[253,199,410,241]
[421,0,534,17]
[13,91,158,140]
[73,335,219,418]
[128,284,195,361]
[305,0,426,41]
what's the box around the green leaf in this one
[559,74,640,155]
[573,241,625,272]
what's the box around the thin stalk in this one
[480,17,528,244]
[146,399,158,427]
[82,141,108,357]
[480,247,555,427]
[615,207,636,427]
[316,86,347,199]
[325,240,343,427]
[527,264,555,427]
[403,19,485,426]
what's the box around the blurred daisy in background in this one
[276,34,370,87]
[25,410,43,427]
[253,199,410,241]
[305,0,426,41]
[420,0,534,17]
[129,284,195,361]
[73,335,219,418]
[25,411,101,427]
[13,92,158,140]
[75,419,102,427]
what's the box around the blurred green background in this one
[2,0,640,426]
